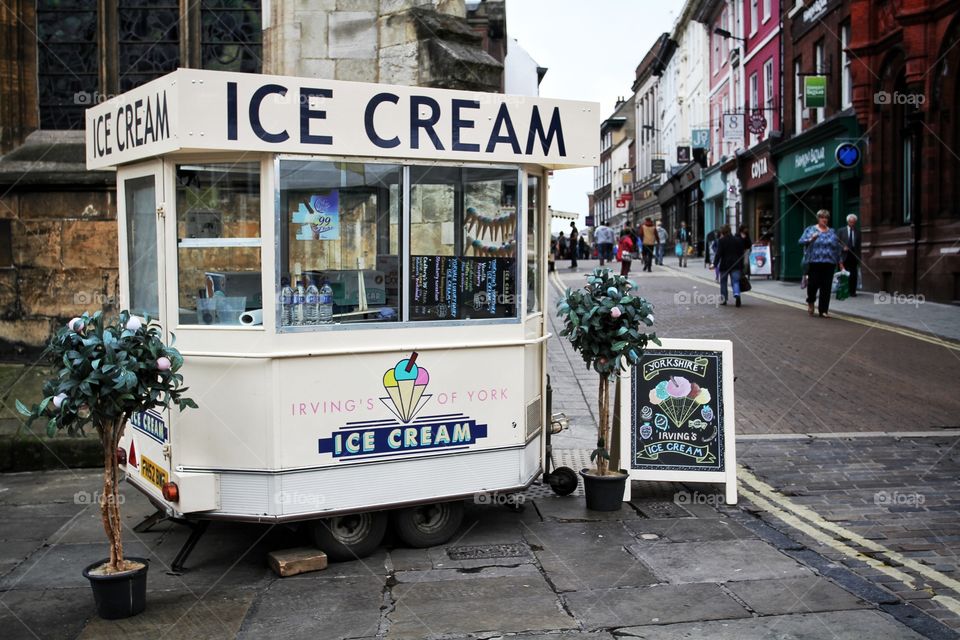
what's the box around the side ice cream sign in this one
[318,352,487,461]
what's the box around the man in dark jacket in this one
[714,225,745,307]
[837,214,861,296]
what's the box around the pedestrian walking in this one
[798,209,844,318]
[715,225,745,307]
[676,221,690,267]
[655,221,667,265]
[738,225,752,277]
[838,214,861,296]
[594,222,615,266]
[640,217,657,272]
[617,229,634,277]
[578,235,589,260]
[705,228,718,269]
[569,222,579,269]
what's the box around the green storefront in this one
[774,116,862,279]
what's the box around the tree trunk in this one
[99,417,125,572]
[597,376,610,476]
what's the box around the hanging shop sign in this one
[620,339,737,504]
[835,142,862,169]
[691,129,711,150]
[86,68,600,170]
[651,158,667,174]
[748,112,767,135]
[677,146,692,163]
[722,114,744,143]
[803,76,827,109]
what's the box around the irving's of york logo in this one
[318,352,488,461]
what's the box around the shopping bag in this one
[834,270,850,300]
[739,276,752,293]
[675,244,683,257]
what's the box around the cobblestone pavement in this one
[0,470,948,639]
[547,261,960,446]
[546,260,960,634]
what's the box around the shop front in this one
[773,116,861,279]
[657,162,703,255]
[701,164,725,254]
[738,139,778,274]
[633,174,661,225]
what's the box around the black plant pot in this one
[82,557,149,619]
[580,469,628,511]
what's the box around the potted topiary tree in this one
[557,268,658,510]
[17,310,196,619]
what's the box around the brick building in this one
[849,0,960,302]
[774,0,860,280]
[0,0,502,357]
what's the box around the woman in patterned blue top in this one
[798,210,844,318]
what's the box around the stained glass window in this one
[118,0,181,93]
[36,0,99,130]
[201,0,262,73]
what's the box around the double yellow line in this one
[739,466,960,615]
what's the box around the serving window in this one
[175,162,262,326]
[275,159,521,330]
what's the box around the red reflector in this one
[128,440,138,467]
[116,448,127,466]
[162,482,179,502]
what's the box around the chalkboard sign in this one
[410,255,516,321]
[618,339,737,504]
[631,349,724,472]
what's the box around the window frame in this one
[273,155,526,332]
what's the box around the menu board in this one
[630,349,725,472]
[410,255,516,321]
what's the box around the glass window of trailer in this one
[175,162,262,326]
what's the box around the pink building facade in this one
[741,0,780,147]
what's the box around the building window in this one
[763,0,771,22]
[794,57,803,133]
[763,58,774,137]
[37,1,262,130]
[36,1,99,130]
[750,0,759,35]
[902,136,913,224]
[0,220,11,268]
[814,40,825,124]
[749,73,759,112]
[841,22,853,109]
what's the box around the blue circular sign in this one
[835,143,861,169]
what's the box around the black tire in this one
[393,501,465,548]
[548,466,579,496]
[308,511,388,561]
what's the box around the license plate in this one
[140,455,168,491]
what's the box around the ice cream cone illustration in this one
[648,376,711,429]
[381,352,431,422]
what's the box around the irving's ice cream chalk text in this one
[290,388,508,416]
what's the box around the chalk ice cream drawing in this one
[382,352,431,422]
[648,376,711,429]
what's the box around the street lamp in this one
[713,27,745,42]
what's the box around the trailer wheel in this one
[308,511,388,561]
[548,466,578,496]
[393,501,464,548]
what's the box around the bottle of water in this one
[280,278,294,327]
[319,281,334,324]
[304,278,320,325]
[293,280,305,325]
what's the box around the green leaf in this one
[15,399,32,417]
[46,418,57,437]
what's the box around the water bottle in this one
[293,280,305,325]
[319,281,334,324]
[304,279,320,325]
[280,278,294,327]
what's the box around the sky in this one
[505,0,678,231]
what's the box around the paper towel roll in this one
[239,309,263,326]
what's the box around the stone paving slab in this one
[79,590,255,640]
[0,587,92,640]
[524,521,658,592]
[386,575,576,639]
[563,582,751,630]
[624,517,756,542]
[238,575,384,640]
[615,608,929,639]
[725,576,871,615]
[627,539,813,584]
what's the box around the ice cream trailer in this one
[86,68,599,560]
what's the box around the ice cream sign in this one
[318,353,488,461]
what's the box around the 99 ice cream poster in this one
[631,351,725,472]
[293,191,340,240]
